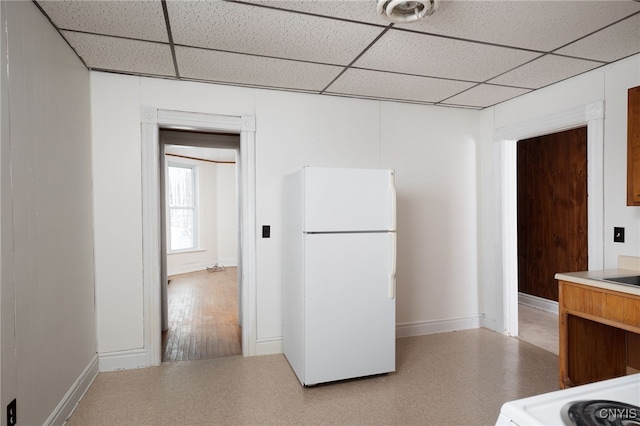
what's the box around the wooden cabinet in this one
[628,86,640,206]
[558,280,640,388]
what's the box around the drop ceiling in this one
[36,0,640,109]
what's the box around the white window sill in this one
[168,248,206,255]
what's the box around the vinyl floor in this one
[517,303,559,355]
[68,328,559,425]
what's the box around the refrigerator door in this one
[304,232,396,385]
[303,167,396,232]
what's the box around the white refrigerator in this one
[283,166,396,386]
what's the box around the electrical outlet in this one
[7,399,16,426]
[614,227,625,243]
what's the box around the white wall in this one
[478,54,640,332]
[0,1,9,421]
[216,163,238,266]
[91,72,482,361]
[91,74,144,354]
[380,102,481,333]
[166,157,237,275]
[1,1,97,424]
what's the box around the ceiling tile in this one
[354,29,540,82]
[61,31,175,77]
[326,68,475,104]
[175,46,343,92]
[166,1,385,65]
[244,0,388,25]
[37,0,168,42]
[34,0,640,110]
[394,0,640,52]
[442,84,531,109]
[488,54,603,89]
[555,13,640,62]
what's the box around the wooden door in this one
[517,127,588,301]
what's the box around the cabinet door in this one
[628,86,640,206]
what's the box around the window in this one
[168,163,198,251]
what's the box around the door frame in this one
[141,108,257,365]
[495,101,604,337]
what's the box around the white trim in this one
[501,140,519,337]
[494,102,601,141]
[395,315,481,338]
[495,101,605,337]
[157,109,249,133]
[141,123,162,366]
[518,293,559,315]
[238,120,257,356]
[142,108,257,364]
[167,259,238,276]
[216,258,238,268]
[45,354,99,426]
[247,317,485,354]
[98,348,149,371]
[255,337,283,355]
[480,314,498,331]
[585,103,604,272]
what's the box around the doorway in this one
[160,132,240,361]
[515,126,588,354]
[497,101,604,338]
[141,109,257,366]
[517,127,588,302]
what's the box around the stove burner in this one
[561,400,640,426]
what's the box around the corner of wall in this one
[45,355,99,426]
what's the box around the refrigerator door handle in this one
[389,232,396,299]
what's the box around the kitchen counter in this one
[555,256,640,389]
[554,268,640,296]
[555,254,640,296]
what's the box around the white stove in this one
[496,374,640,425]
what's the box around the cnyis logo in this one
[596,407,639,422]
[562,400,640,426]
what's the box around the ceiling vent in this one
[377,0,439,23]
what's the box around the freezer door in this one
[304,232,396,385]
[303,167,396,232]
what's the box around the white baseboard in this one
[217,258,237,268]
[253,316,483,356]
[479,314,500,333]
[255,337,283,355]
[46,354,99,426]
[98,316,483,371]
[167,259,238,276]
[98,348,148,372]
[396,315,481,338]
[518,292,558,315]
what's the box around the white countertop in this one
[555,268,640,297]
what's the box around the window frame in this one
[166,161,200,253]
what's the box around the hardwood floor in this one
[162,267,241,362]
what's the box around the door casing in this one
[141,108,256,365]
[496,101,604,337]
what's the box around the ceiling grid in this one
[35,0,640,109]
